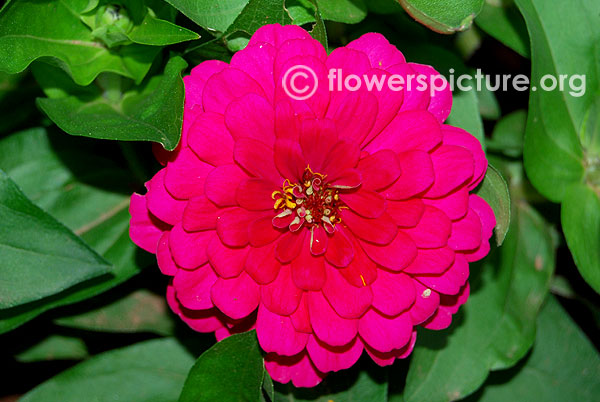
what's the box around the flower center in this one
[272,167,342,233]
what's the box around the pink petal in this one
[327,88,378,145]
[234,138,282,185]
[306,336,364,373]
[236,178,277,210]
[182,196,219,232]
[360,231,417,271]
[225,94,275,146]
[448,207,482,251]
[410,63,452,123]
[424,187,469,221]
[207,235,248,278]
[157,231,178,276]
[340,189,386,219]
[386,199,425,228]
[299,118,338,172]
[257,305,308,356]
[245,242,281,284]
[308,291,358,347]
[365,330,417,366]
[183,60,228,109]
[383,151,434,200]
[145,169,186,225]
[216,208,266,247]
[274,139,307,183]
[275,99,314,142]
[338,233,377,287]
[164,148,214,199]
[230,42,276,102]
[275,230,307,263]
[275,39,327,76]
[325,226,355,267]
[442,125,487,190]
[463,194,495,262]
[416,254,469,295]
[321,140,361,183]
[328,169,362,189]
[173,265,217,310]
[210,272,260,320]
[169,223,212,269]
[371,270,416,316]
[341,210,397,245]
[129,193,168,253]
[264,352,325,388]
[409,282,440,325]
[364,110,442,154]
[167,285,225,333]
[357,150,402,191]
[250,23,311,47]
[188,112,234,166]
[402,205,452,248]
[346,33,406,69]
[322,263,372,319]
[358,309,412,353]
[291,243,326,291]
[205,164,249,207]
[202,67,265,114]
[290,293,311,333]
[261,265,303,316]
[309,225,328,256]
[403,247,456,275]
[425,145,475,198]
[248,215,282,247]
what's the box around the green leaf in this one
[0,128,144,333]
[476,0,530,58]
[0,0,159,85]
[399,0,484,33]
[15,334,89,363]
[487,109,527,157]
[306,0,328,51]
[127,12,200,46]
[163,0,251,33]
[446,82,486,148]
[179,330,265,402]
[470,296,600,402]
[36,56,187,151]
[54,289,176,335]
[0,171,111,309]
[476,79,501,120]
[224,0,292,38]
[316,0,367,24]
[274,365,388,402]
[21,338,195,402]
[561,184,600,294]
[515,0,599,202]
[475,165,511,245]
[403,196,555,402]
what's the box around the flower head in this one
[130,24,495,387]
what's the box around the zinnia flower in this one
[129,23,495,387]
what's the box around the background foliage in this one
[0,0,598,400]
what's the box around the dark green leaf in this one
[163,0,251,33]
[403,196,554,401]
[487,109,527,157]
[561,184,600,294]
[470,296,600,402]
[54,289,176,335]
[0,0,159,85]
[316,0,367,24]
[21,338,195,402]
[15,334,88,363]
[179,330,265,402]
[446,82,485,148]
[0,128,144,333]
[307,0,328,51]
[475,165,511,245]
[127,12,200,45]
[476,0,530,58]
[36,56,187,151]
[399,0,484,33]
[476,80,501,120]
[0,171,111,309]
[516,0,599,202]
[224,0,292,38]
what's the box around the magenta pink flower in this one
[130,24,495,387]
